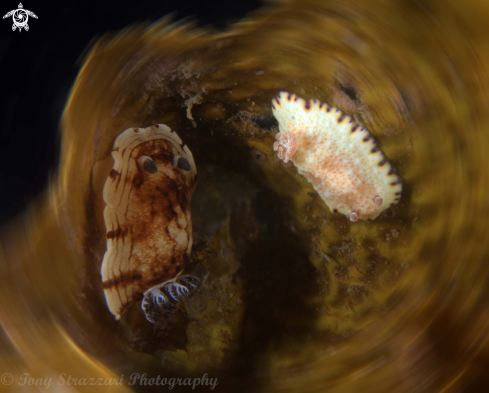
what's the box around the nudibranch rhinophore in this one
[272,91,402,221]
[101,124,199,324]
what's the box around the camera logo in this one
[3,3,38,32]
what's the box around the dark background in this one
[0,0,261,225]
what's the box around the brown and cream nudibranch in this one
[101,124,198,323]
[272,91,402,221]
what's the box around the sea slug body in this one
[100,124,199,323]
[271,91,402,221]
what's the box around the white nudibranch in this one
[271,91,402,221]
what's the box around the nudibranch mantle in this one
[100,124,199,323]
[272,91,401,221]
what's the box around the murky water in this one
[2,0,489,392]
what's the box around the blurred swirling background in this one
[2,0,489,392]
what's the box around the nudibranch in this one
[272,91,402,221]
[101,124,199,323]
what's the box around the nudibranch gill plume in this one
[101,124,199,324]
[272,91,402,221]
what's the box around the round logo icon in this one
[3,3,38,32]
